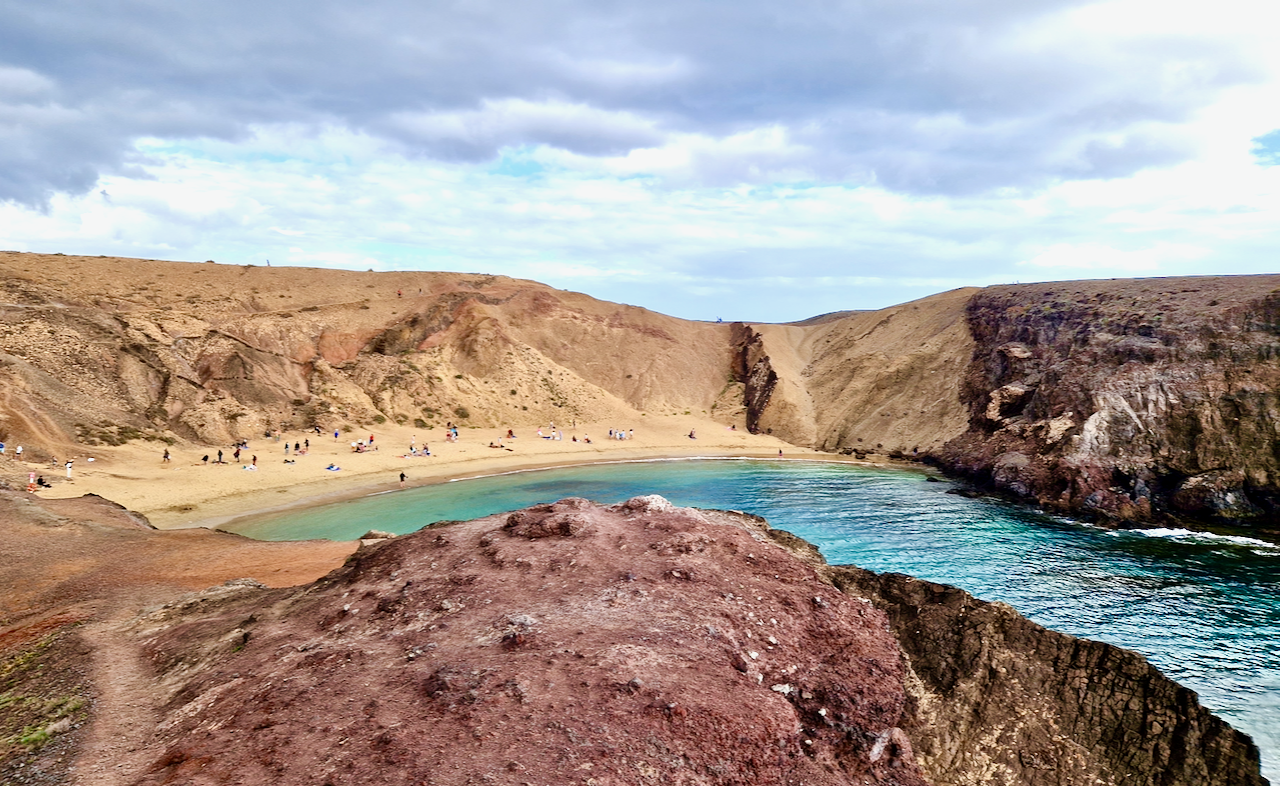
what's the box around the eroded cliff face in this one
[828,566,1268,786]
[938,277,1280,530]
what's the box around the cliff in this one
[829,566,1268,786]
[937,277,1280,531]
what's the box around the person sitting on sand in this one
[326,464,340,471]
[507,429,516,438]
[688,429,696,439]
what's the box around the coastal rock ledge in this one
[124,498,1265,786]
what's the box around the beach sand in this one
[28,415,817,531]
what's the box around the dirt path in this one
[72,604,161,786]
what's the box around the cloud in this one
[0,0,1266,206]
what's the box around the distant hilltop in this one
[3,250,1280,532]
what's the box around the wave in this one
[1111,527,1280,552]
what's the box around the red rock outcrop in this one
[129,497,926,785]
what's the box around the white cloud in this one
[2,0,1280,320]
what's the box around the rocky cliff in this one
[937,277,1280,531]
[829,566,1268,786]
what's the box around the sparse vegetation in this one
[454,406,470,419]
[372,414,387,424]
[413,418,428,429]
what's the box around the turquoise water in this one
[228,458,1280,780]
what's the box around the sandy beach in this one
[27,415,820,531]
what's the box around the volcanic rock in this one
[113,497,1269,786]
[129,496,926,785]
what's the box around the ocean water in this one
[227,458,1280,780]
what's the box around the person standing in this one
[15,445,22,461]
[162,448,171,463]
[251,455,257,467]
[65,459,73,479]
[217,449,223,464]
[399,471,406,488]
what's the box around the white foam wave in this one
[1118,527,1280,551]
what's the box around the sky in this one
[2,0,1280,322]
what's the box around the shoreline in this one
[27,415,840,532]
[210,450,906,535]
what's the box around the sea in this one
[226,458,1280,781]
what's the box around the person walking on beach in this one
[234,447,241,462]
[251,455,257,467]
[162,448,170,463]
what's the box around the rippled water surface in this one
[228,459,1280,780]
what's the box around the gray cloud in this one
[0,0,1259,205]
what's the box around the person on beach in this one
[399,472,406,488]
[217,449,223,464]
[252,455,257,466]
[234,448,241,462]
[335,430,340,440]
[162,449,170,463]
[304,439,309,451]
[65,459,73,479]
[688,429,696,439]
[15,445,22,460]
[0,442,6,457]
[202,455,209,464]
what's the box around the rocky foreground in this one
[0,495,1250,785]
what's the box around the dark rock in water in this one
[946,487,985,498]
[829,565,1269,786]
[126,498,1268,786]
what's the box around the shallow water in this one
[228,458,1280,780]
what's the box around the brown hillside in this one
[0,252,740,461]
